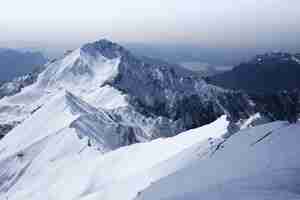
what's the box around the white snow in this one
[0,109,229,200]
[36,48,120,92]
[237,113,270,130]
[0,47,127,126]
[2,98,300,200]
[137,121,300,200]
[83,85,127,110]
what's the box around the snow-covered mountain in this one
[0,39,257,140]
[0,39,299,199]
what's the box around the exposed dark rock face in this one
[88,41,300,133]
[0,122,20,139]
[95,40,257,130]
[65,91,144,151]
[251,90,300,123]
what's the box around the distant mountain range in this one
[207,52,300,94]
[0,48,47,81]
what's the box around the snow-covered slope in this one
[0,40,128,138]
[1,107,299,200]
[137,121,300,200]
[0,89,146,159]
[0,114,229,199]
[37,48,120,91]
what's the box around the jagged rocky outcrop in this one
[110,106,186,140]
[251,89,300,123]
[65,91,143,152]
[86,40,256,129]
[0,120,21,139]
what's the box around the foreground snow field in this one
[137,121,300,200]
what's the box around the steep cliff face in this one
[99,40,256,129]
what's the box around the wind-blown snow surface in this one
[1,105,299,200]
[0,110,229,199]
[0,42,127,126]
[137,121,300,200]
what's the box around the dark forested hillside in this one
[207,52,300,93]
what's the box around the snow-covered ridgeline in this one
[0,100,229,199]
[137,121,300,200]
[1,104,299,200]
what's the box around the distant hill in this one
[207,52,300,94]
[0,48,47,81]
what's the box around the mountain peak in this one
[80,39,130,59]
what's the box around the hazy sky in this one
[1,0,300,49]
